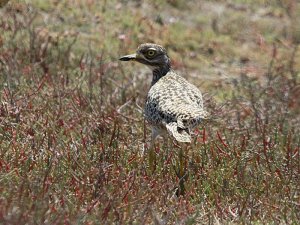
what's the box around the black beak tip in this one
[119,56,131,61]
[119,54,136,61]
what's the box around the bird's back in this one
[145,71,206,138]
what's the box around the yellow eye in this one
[147,50,156,57]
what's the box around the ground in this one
[0,0,299,224]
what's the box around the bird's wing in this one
[145,73,206,127]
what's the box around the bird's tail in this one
[166,122,191,143]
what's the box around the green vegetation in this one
[0,0,299,224]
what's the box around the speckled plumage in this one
[119,43,207,143]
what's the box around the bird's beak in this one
[119,53,137,61]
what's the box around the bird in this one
[119,43,207,146]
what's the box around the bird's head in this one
[119,43,170,70]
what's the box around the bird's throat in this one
[151,64,171,86]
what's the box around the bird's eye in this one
[146,50,156,57]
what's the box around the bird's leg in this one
[178,143,186,195]
[161,131,170,158]
[149,128,158,173]
[174,142,189,196]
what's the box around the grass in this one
[0,0,300,224]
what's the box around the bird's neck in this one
[151,63,171,86]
